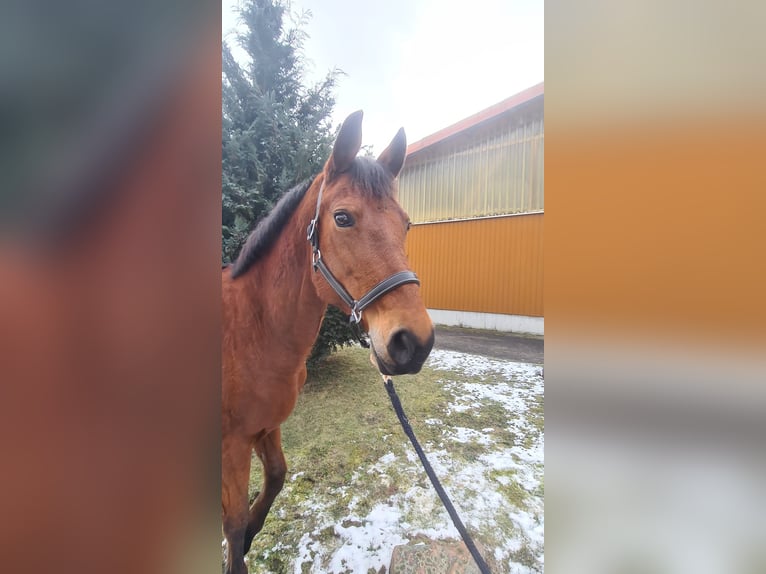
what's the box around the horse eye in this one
[334,211,354,227]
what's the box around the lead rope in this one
[381,374,493,574]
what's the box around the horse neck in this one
[238,181,326,353]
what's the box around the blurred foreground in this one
[547,1,766,572]
[0,3,221,573]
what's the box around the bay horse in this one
[221,111,435,574]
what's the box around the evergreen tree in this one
[222,0,355,362]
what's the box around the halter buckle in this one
[349,306,362,324]
[311,248,321,270]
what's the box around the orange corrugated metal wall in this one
[405,213,544,317]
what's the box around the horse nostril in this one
[387,329,416,367]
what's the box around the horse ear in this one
[377,127,407,178]
[329,110,364,177]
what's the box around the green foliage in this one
[222,0,339,264]
[222,0,355,359]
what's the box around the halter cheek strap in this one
[306,179,420,326]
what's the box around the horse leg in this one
[222,434,253,574]
[244,427,287,553]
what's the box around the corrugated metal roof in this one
[406,82,544,157]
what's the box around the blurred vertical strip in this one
[546,2,766,573]
[0,2,221,574]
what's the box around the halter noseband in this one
[306,178,420,330]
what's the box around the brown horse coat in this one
[221,111,434,574]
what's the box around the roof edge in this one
[406,82,544,157]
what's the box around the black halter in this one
[306,178,420,340]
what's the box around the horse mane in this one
[230,179,312,278]
[347,156,394,197]
[230,157,394,279]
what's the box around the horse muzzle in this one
[373,328,435,375]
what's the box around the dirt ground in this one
[432,325,544,365]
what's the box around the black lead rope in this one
[382,376,493,574]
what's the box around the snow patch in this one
[286,348,544,573]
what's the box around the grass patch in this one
[240,346,543,573]
[509,542,539,570]
[246,347,453,572]
[436,324,544,341]
[448,401,509,429]
[282,347,452,482]
[489,469,528,510]
[527,392,544,433]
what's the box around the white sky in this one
[222,0,543,154]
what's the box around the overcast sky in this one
[222,0,543,154]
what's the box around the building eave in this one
[406,82,544,158]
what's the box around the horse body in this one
[221,196,322,438]
[222,111,434,574]
[222,208,322,564]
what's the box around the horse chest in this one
[238,366,304,432]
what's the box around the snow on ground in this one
[287,349,545,574]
